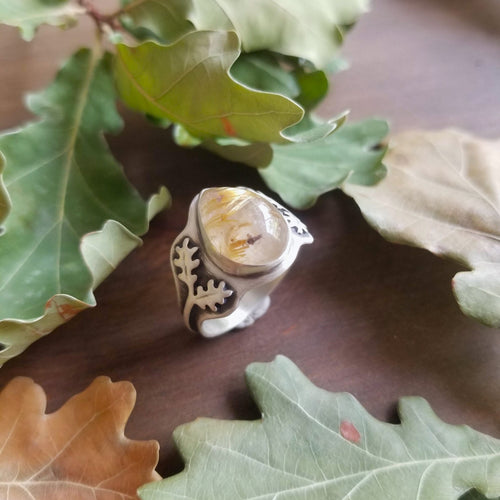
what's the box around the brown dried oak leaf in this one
[0,376,160,499]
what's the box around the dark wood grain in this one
[0,0,499,479]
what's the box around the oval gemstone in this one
[198,187,289,269]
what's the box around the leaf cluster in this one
[1,356,495,499]
[114,0,386,195]
[0,0,388,363]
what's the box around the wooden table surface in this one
[0,0,499,479]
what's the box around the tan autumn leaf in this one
[344,129,500,327]
[0,376,160,499]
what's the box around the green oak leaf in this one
[281,111,348,144]
[0,48,169,366]
[259,119,388,209]
[453,263,500,328]
[344,129,500,328]
[171,57,346,167]
[231,52,337,142]
[293,68,330,111]
[230,52,301,99]
[231,52,330,115]
[232,52,334,108]
[120,0,370,68]
[0,0,84,41]
[172,124,202,148]
[203,137,274,169]
[172,124,273,168]
[120,0,193,43]
[114,32,304,144]
[139,355,500,499]
[228,50,344,143]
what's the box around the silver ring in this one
[170,187,313,337]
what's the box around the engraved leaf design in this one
[139,356,500,500]
[194,279,232,312]
[0,376,159,499]
[272,203,310,236]
[173,237,199,289]
[344,129,500,327]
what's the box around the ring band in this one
[170,187,313,337]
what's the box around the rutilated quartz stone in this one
[198,187,289,272]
